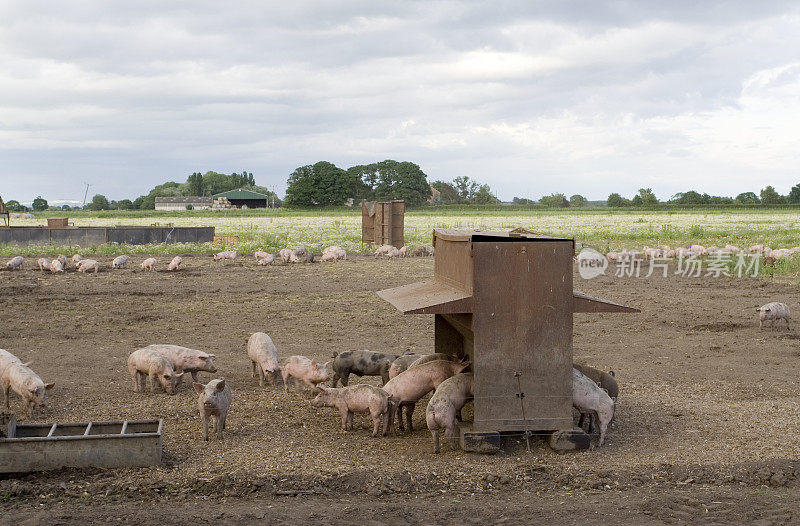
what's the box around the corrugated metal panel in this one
[212,188,271,200]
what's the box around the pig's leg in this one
[381,371,390,385]
[405,403,415,433]
[191,371,198,382]
[346,411,354,431]
[202,414,209,441]
[371,411,380,437]
[251,361,257,378]
[130,370,139,392]
[445,423,456,451]
[331,372,341,388]
[381,410,389,437]
[431,429,440,453]
[396,403,406,432]
[2,383,8,408]
[340,371,350,387]
[148,372,157,393]
[339,407,349,430]
[216,415,224,439]
[759,319,763,329]
[282,370,291,393]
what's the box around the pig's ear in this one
[175,372,185,379]
[208,354,216,358]
[22,361,33,367]
[193,382,205,393]
[199,356,208,361]
[45,382,55,390]
[608,370,615,378]
[311,360,317,367]
[216,380,226,391]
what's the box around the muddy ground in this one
[1,254,800,524]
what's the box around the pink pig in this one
[127,348,184,394]
[143,344,217,382]
[426,373,474,453]
[247,332,280,387]
[77,259,99,273]
[311,384,391,437]
[37,257,50,270]
[168,256,182,271]
[50,259,64,273]
[140,257,156,271]
[0,350,55,417]
[281,356,332,392]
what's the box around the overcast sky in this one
[2,1,800,203]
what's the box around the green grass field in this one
[3,207,800,278]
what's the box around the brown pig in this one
[247,332,281,387]
[426,373,473,453]
[127,348,184,394]
[311,384,390,437]
[281,356,332,392]
[194,379,231,441]
[383,360,469,433]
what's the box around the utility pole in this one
[82,183,92,208]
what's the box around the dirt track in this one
[1,254,800,524]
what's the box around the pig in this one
[254,250,270,261]
[50,259,64,273]
[56,255,68,268]
[127,347,184,394]
[409,246,434,257]
[749,244,766,254]
[247,332,281,386]
[321,245,346,262]
[77,259,99,273]
[0,349,22,379]
[168,256,182,271]
[573,368,614,446]
[72,254,83,265]
[383,360,470,433]
[281,356,333,392]
[194,379,231,441]
[213,250,237,262]
[140,257,156,271]
[408,353,464,370]
[426,373,474,453]
[756,302,791,329]
[144,344,217,382]
[374,244,396,257]
[292,248,313,263]
[573,363,618,400]
[257,255,275,265]
[331,350,400,386]
[388,354,422,380]
[769,249,792,260]
[112,255,130,269]
[690,244,707,256]
[37,257,50,270]
[311,384,391,437]
[0,356,55,418]
[399,245,407,257]
[605,251,622,262]
[6,256,23,270]
[278,249,296,263]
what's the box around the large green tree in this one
[5,200,24,211]
[735,192,760,204]
[89,194,110,211]
[431,181,461,204]
[760,185,785,204]
[187,172,205,196]
[452,176,479,202]
[636,188,659,205]
[285,161,360,206]
[607,193,630,207]
[32,196,48,211]
[540,193,569,208]
[569,194,588,207]
[472,184,500,204]
[788,184,800,204]
[372,160,431,206]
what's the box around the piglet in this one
[278,249,294,263]
[194,379,231,441]
[50,259,64,273]
[56,255,68,268]
[254,250,270,261]
[281,356,332,392]
[0,351,54,417]
[37,257,50,271]
[168,256,182,271]
[426,373,473,452]
[112,255,130,269]
[143,344,217,382]
[257,255,275,265]
[140,257,156,271]
[311,385,390,437]
[383,360,469,433]
[77,259,99,273]
[127,348,184,394]
[6,256,23,270]
[756,302,791,329]
[572,368,614,446]
[247,332,280,386]
[72,254,83,265]
[213,251,237,262]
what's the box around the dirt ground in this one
[2,253,800,524]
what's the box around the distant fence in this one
[0,226,215,247]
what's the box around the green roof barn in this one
[212,188,271,209]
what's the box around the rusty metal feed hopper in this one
[378,229,637,450]
[362,200,405,248]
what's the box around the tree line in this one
[604,185,800,207]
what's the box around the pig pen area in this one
[2,254,800,524]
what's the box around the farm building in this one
[211,188,272,209]
[154,197,212,211]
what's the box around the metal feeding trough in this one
[378,229,638,452]
[0,416,163,473]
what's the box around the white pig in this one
[127,348,184,394]
[77,259,99,273]
[140,257,156,271]
[56,255,68,268]
[0,352,54,417]
[257,255,275,265]
[281,356,333,392]
[311,385,391,437]
[72,254,83,265]
[756,302,791,329]
[572,368,614,446]
[254,250,270,261]
[6,256,23,270]
[426,373,473,453]
[50,259,64,273]
[37,257,50,270]
[112,255,130,269]
[247,332,280,387]
[194,379,231,441]
[168,256,182,271]
[143,344,217,382]
[213,251,237,262]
